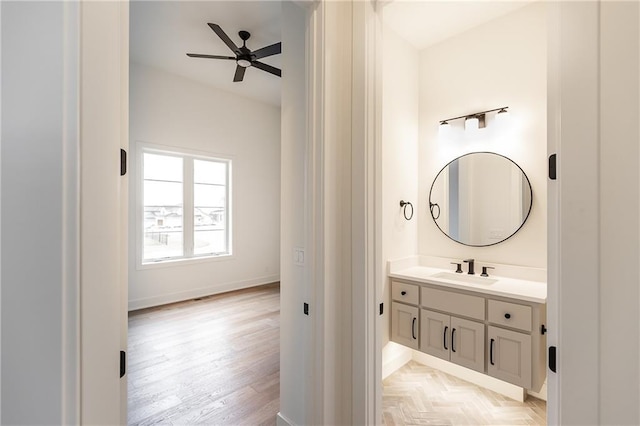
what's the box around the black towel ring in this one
[399,200,414,221]
[430,202,441,220]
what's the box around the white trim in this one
[381,342,412,380]
[308,2,326,425]
[62,1,80,424]
[276,412,295,426]
[546,2,561,424]
[0,1,3,420]
[127,275,280,311]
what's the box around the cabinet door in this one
[487,326,532,388]
[420,309,450,360]
[391,302,419,349]
[450,316,485,373]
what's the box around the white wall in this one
[128,63,281,310]
[278,2,310,425]
[381,25,420,350]
[1,2,70,423]
[418,3,547,268]
[598,2,639,423]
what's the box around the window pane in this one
[144,181,183,207]
[143,152,183,261]
[144,153,183,182]
[194,183,226,208]
[194,229,226,255]
[194,159,226,185]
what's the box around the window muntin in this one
[141,148,231,264]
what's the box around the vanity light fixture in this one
[439,106,509,131]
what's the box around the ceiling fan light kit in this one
[186,23,282,82]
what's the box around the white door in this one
[80,1,129,424]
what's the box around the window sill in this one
[137,253,234,271]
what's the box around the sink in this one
[430,271,498,285]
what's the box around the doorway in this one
[378,1,549,424]
[127,1,283,423]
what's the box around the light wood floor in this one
[383,361,546,426]
[127,283,280,426]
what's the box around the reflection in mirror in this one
[429,152,532,246]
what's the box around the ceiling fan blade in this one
[251,61,281,78]
[187,53,236,60]
[233,65,246,82]
[252,42,282,60]
[208,23,240,54]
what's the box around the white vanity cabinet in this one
[390,278,546,392]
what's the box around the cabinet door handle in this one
[443,326,448,350]
[412,317,417,340]
[401,291,407,296]
[504,313,511,319]
[451,328,456,353]
[490,338,495,365]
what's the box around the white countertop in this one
[390,266,547,304]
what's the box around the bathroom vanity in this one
[389,264,546,393]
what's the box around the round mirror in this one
[429,152,532,247]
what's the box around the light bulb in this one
[465,116,479,132]
[439,121,452,136]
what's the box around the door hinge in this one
[548,154,557,180]
[379,303,384,315]
[120,350,126,378]
[120,149,127,176]
[303,302,309,316]
[548,346,557,373]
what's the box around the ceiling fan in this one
[187,23,282,82]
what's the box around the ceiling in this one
[130,1,282,107]
[383,0,535,51]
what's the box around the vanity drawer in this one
[421,287,484,321]
[488,300,532,332]
[391,281,419,305]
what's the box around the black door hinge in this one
[549,346,557,373]
[379,303,384,315]
[120,149,127,176]
[120,350,126,378]
[303,303,309,316]
[548,154,557,180]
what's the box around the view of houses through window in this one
[142,148,230,262]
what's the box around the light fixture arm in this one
[439,106,509,125]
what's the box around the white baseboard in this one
[527,379,547,401]
[382,342,413,380]
[276,412,294,426]
[412,350,526,402]
[128,275,280,311]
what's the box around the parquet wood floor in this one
[383,361,546,426]
[127,283,280,426]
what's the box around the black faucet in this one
[463,259,475,275]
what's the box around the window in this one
[140,146,231,264]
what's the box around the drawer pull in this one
[504,313,511,319]
[451,328,456,353]
[443,326,448,350]
[412,317,417,340]
[490,338,495,365]
[401,291,407,296]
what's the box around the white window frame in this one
[136,142,233,269]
